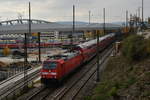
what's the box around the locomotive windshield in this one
[43,61,57,69]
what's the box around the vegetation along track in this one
[46,46,113,100]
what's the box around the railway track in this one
[22,45,113,100]
[26,86,55,100]
[46,46,113,100]
[0,68,33,86]
[0,66,41,100]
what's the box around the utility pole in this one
[103,8,106,35]
[135,12,138,33]
[96,8,106,82]
[138,7,141,23]
[70,5,75,49]
[96,30,100,82]
[141,0,145,31]
[38,32,41,63]
[24,33,28,66]
[29,2,31,36]
[126,10,128,32]
[142,0,144,24]
[24,33,28,90]
[89,10,91,24]
[23,2,31,90]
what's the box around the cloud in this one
[0,0,149,22]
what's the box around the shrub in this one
[146,38,150,55]
[121,35,147,61]
[108,87,118,96]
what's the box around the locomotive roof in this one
[78,33,115,49]
[47,51,79,61]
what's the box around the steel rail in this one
[0,68,33,85]
[72,48,113,99]
[0,67,41,100]
[51,46,113,100]
[24,43,114,100]
[26,86,46,100]
[60,48,113,100]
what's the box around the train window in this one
[43,61,57,69]
[61,56,68,61]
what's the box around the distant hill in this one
[57,21,125,26]
[111,22,125,26]
[56,21,88,25]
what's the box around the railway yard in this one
[0,48,66,82]
[15,45,113,100]
[0,32,116,100]
[0,0,150,100]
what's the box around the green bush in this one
[108,87,118,96]
[84,96,92,100]
[121,35,147,61]
[92,81,111,100]
[120,77,137,88]
[146,38,150,55]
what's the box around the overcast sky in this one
[0,0,149,23]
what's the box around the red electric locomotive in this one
[41,51,83,83]
[41,33,115,84]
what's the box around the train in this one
[0,40,82,49]
[0,43,62,49]
[40,33,116,84]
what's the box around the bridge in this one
[0,19,122,34]
[0,19,51,26]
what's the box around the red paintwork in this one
[41,53,83,82]
[41,33,115,83]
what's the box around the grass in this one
[85,55,150,100]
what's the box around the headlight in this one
[50,72,57,75]
[41,72,49,75]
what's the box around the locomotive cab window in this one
[43,61,57,69]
